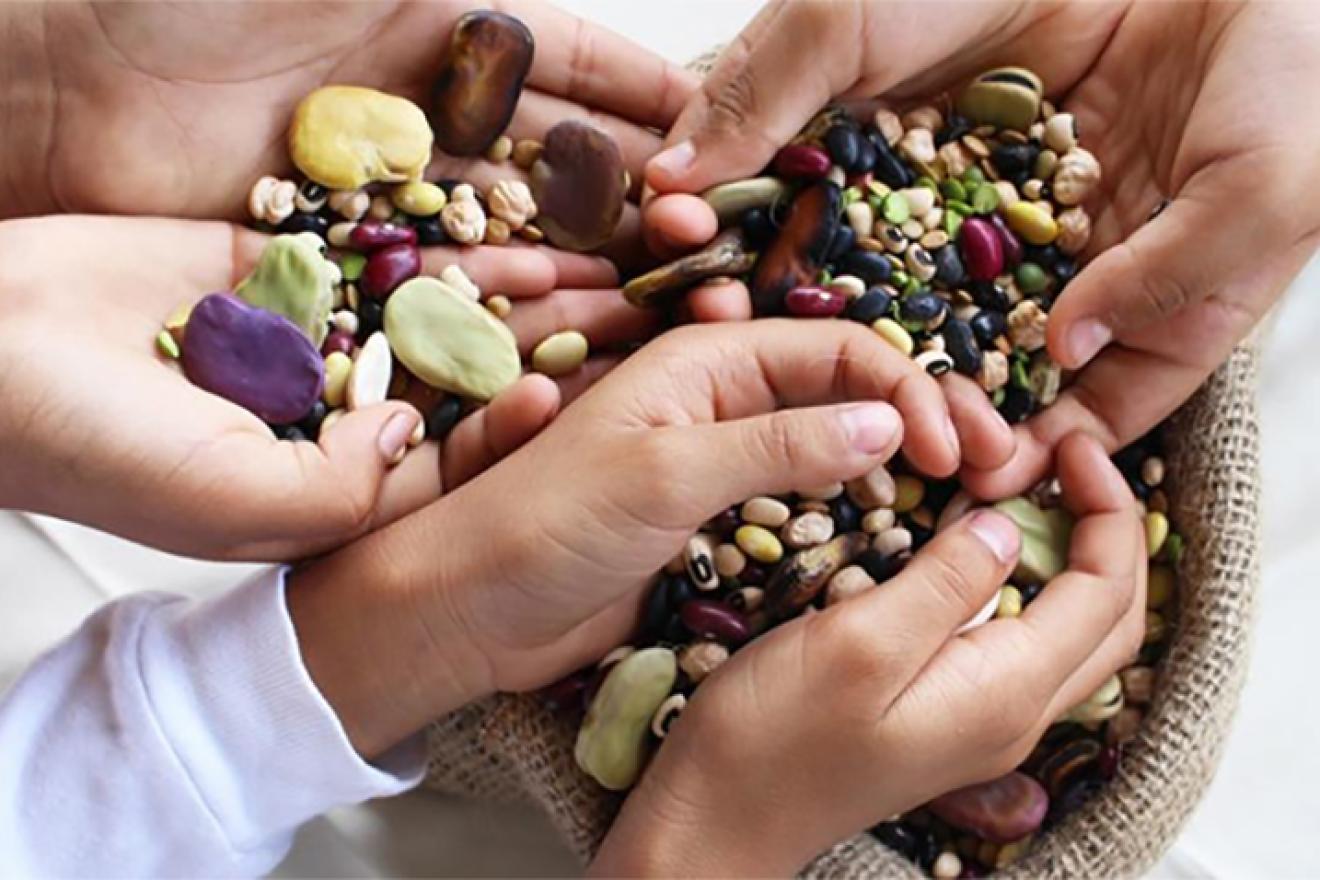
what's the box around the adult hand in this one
[592,434,1145,877]
[287,319,1016,757]
[643,0,1320,494]
[4,1,699,263]
[0,215,626,560]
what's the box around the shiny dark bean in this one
[829,495,862,533]
[680,598,751,645]
[848,287,893,324]
[825,125,864,172]
[741,207,777,247]
[1054,257,1079,286]
[933,244,967,287]
[872,822,921,860]
[857,548,901,582]
[836,250,893,286]
[935,113,971,147]
[413,217,447,247]
[426,396,463,441]
[867,132,915,189]
[970,309,1007,347]
[640,578,673,640]
[998,385,1035,423]
[942,319,983,375]
[899,291,947,323]
[296,400,328,439]
[665,574,697,609]
[738,563,767,586]
[970,280,1011,313]
[278,211,329,238]
[705,507,743,538]
[827,224,857,261]
[990,143,1037,179]
[355,298,384,343]
[853,138,877,175]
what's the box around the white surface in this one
[0,1,1315,877]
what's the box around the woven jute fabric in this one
[425,341,1261,876]
[424,45,1260,876]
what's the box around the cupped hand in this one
[642,0,1320,494]
[0,214,624,561]
[592,434,1145,877]
[6,1,699,262]
[289,318,1016,756]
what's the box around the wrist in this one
[285,509,495,759]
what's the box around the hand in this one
[591,434,1145,877]
[0,214,623,560]
[642,0,1320,493]
[287,319,1016,757]
[5,1,699,263]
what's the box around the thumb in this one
[671,401,903,515]
[225,401,422,560]
[645,2,862,196]
[1047,158,1291,369]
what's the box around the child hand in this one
[0,215,623,560]
[591,433,1144,877]
[287,318,1013,756]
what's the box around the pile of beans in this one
[155,11,624,446]
[571,67,1185,877]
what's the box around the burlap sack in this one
[424,339,1260,877]
[424,47,1261,876]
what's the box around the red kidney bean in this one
[958,218,1005,281]
[539,669,591,713]
[773,144,832,179]
[988,213,1023,267]
[349,221,418,251]
[928,771,1048,843]
[320,329,355,357]
[785,285,847,318]
[360,243,421,299]
[680,598,751,646]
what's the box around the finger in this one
[420,245,616,299]
[839,508,1020,687]
[959,433,1142,716]
[512,1,700,128]
[505,289,659,355]
[938,373,1014,472]
[1046,155,1305,369]
[643,193,720,258]
[621,320,961,477]
[670,400,906,508]
[441,374,561,489]
[688,279,754,323]
[224,401,424,559]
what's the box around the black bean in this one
[907,520,934,550]
[296,400,328,439]
[847,287,893,325]
[857,548,900,582]
[666,574,697,608]
[738,563,767,586]
[1019,582,1044,605]
[1054,257,1079,287]
[935,113,971,147]
[1047,777,1102,827]
[426,396,464,441]
[915,827,942,870]
[278,211,329,238]
[825,125,864,173]
[933,244,967,287]
[871,822,920,860]
[355,298,384,343]
[827,223,857,261]
[853,138,877,175]
[991,143,1038,179]
[835,250,892,286]
[705,507,743,538]
[740,206,776,247]
[970,309,1006,347]
[661,614,689,644]
[998,385,1036,423]
[640,578,673,641]
[867,132,915,189]
[436,178,464,196]
[829,495,862,533]
[942,318,983,376]
[413,216,448,247]
[279,425,309,443]
[899,291,946,323]
[1023,244,1062,271]
[970,280,1011,313]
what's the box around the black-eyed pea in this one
[683,533,720,592]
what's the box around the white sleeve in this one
[0,568,425,878]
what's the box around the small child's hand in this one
[591,433,1144,877]
[288,318,1013,756]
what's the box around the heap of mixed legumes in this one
[157,11,624,443]
[564,68,1186,877]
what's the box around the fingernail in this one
[378,411,419,465]
[1067,318,1112,366]
[943,413,961,460]
[840,403,900,455]
[649,140,695,183]
[967,510,1020,565]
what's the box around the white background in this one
[2,1,1316,876]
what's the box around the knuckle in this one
[704,64,760,134]
[815,608,888,680]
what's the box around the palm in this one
[28,2,693,251]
